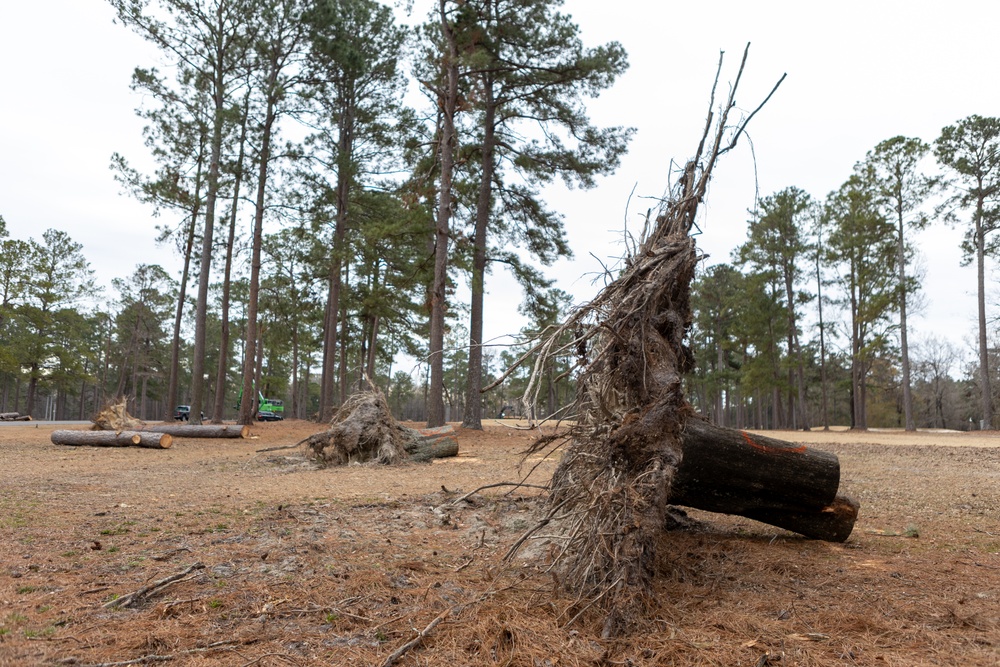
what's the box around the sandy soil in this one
[0,420,998,666]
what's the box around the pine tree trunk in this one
[896,201,915,431]
[338,281,349,404]
[190,87,226,426]
[463,72,496,431]
[213,88,250,424]
[976,203,993,429]
[26,363,38,418]
[428,1,459,428]
[291,324,300,419]
[320,105,353,421]
[239,73,278,426]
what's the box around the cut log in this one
[52,430,172,449]
[668,419,857,542]
[407,436,459,462]
[0,412,31,421]
[139,424,250,439]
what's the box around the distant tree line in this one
[0,1,997,431]
[688,118,1000,431]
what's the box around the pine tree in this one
[457,0,633,429]
[825,169,898,430]
[736,187,814,430]
[864,136,933,431]
[19,230,97,417]
[110,0,257,424]
[237,0,308,425]
[934,115,1000,430]
[303,0,412,418]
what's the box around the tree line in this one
[0,0,624,426]
[689,118,1000,431]
[1,0,997,431]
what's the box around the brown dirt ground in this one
[0,420,998,666]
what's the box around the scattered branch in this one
[380,607,453,667]
[447,481,550,507]
[103,562,205,609]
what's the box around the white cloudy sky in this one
[1,0,998,368]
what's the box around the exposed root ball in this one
[305,391,458,466]
[496,47,782,634]
[307,391,410,465]
[91,397,145,432]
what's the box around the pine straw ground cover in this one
[0,421,998,666]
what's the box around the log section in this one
[139,424,250,439]
[669,419,857,542]
[407,436,459,462]
[52,430,172,449]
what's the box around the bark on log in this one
[52,430,172,449]
[139,424,250,439]
[406,436,459,462]
[738,495,859,543]
[668,419,857,542]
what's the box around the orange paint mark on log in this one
[741,430,807,455]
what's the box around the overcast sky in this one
[1,1,998,371]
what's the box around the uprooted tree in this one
[305,390,458,465]
[489,48,851,636]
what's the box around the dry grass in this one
[0,422,997,666]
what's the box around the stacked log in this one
[90,398,249,439]
[0,412,31,422]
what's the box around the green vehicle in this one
[257,394,284,421]
[235,390,285,421]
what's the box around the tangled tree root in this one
[495,47,784,636]
[91,397,145,432]
[306,390,458,466]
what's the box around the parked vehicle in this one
[256,410,282,422]
[174,405,204,421]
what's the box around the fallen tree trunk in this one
[0,412,31,421]
[138,424,249,439]
[669,419,857,542]
[406,435,459,462]
[52,430,172,449]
